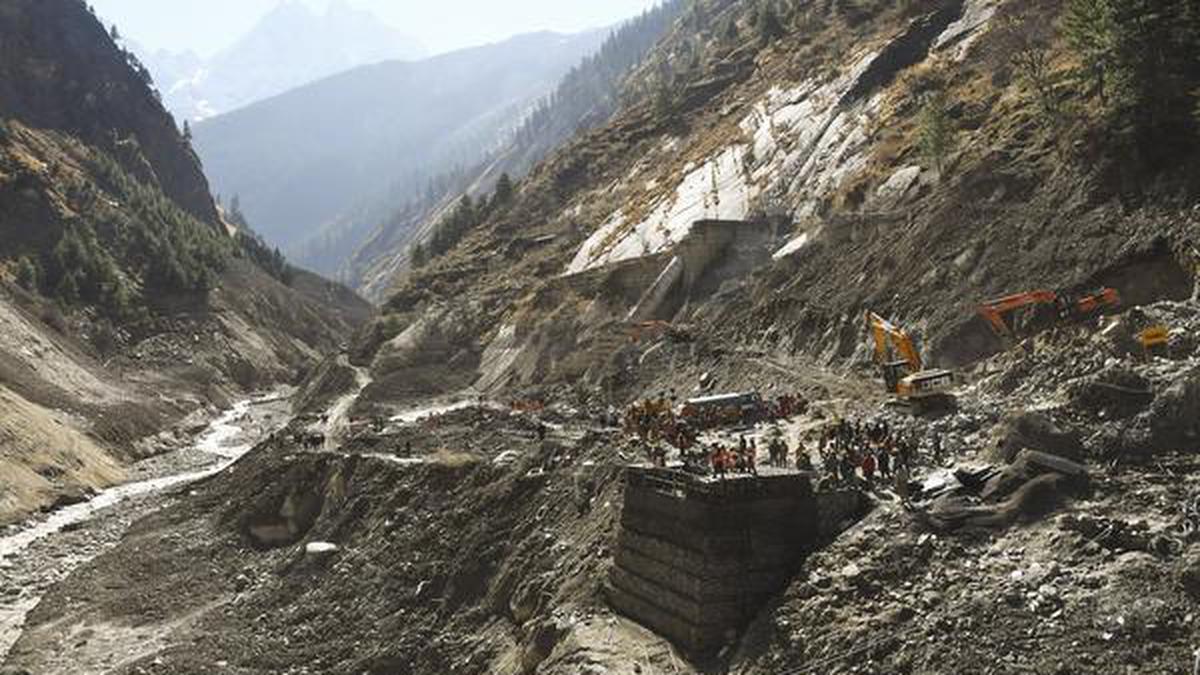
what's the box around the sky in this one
[89,0,665,57]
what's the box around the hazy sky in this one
[89,0,664,57]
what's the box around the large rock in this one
[997,412,1085,462]
[1109,367,1200,458]
[1178,548,1200,600]
[1068,366,1155,419]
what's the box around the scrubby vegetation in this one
[1062,0,1200,163]
[417,173,520,264]
[2,134,310,317]
[512,0,688,149]
[86,150,229,300]
[996,0,1200,173]
[236,231,294,286]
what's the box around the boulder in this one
[1069,366,1155,418]
[304,542,339,557]
[520,619,567,674]
[1177,548,1200,600]
[997,412,1085,462]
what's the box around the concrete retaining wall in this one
[606,467,861,655]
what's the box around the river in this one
[0,394,289,662]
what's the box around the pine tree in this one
[918,91,954,175]
[56,271,80,305]
[493,173,514,205]
[1063,0,1116,105]
[1063,0,1200,152]
[110,24,120,42]
[758,2,786,45]
[410,242,427,268]
[182,120,192,142]
[15,256,40,292]
[229,194,248,227]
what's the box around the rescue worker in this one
[795,440,813,472]
[894,457,911,506]
[861,451,876,485]
[710,445,726,479]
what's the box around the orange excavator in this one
[978,287,1121,341]
[866,311,956,412]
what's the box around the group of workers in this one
[622,389,950,505]
[817,417,938,500]
[707,436,761,478]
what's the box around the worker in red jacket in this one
[861,452,877,485]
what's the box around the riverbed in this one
[0,393,291,662]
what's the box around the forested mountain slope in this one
[0,0,371,523]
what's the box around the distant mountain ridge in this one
[192,28,609,275]
[347,0,689,299]
[134,0,426,122]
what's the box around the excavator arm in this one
[865,311,923,372]
[979,288,1120,340]
[977,290,1059,339]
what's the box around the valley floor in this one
[3,299,1200,675]
[0,394,291,667]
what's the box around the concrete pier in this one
[605,467,864,654]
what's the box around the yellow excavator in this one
[866,311,956,413]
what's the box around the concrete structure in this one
[606,467,865,654]
[627,219,778,322]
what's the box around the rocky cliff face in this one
[362,0,1197,403]
[0,0,219,226]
